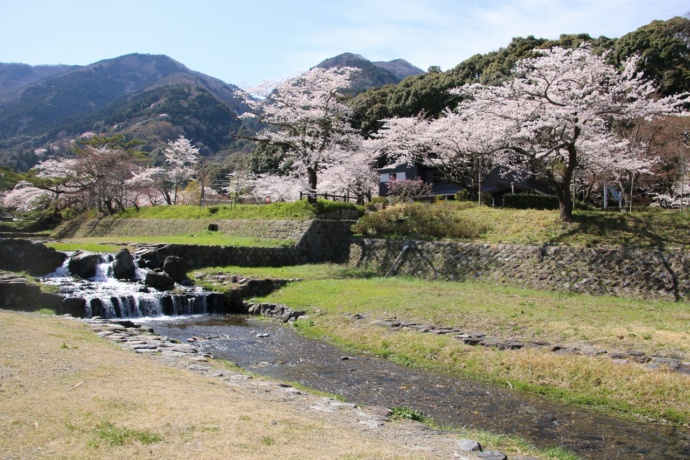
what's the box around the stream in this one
[42,251,690,459]
[139,314,690,460]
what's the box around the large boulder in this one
[0,277,61,312]
[58,297,87,317]
[0,239,67,275]
[145,270,176,291]
[135,245,165,270]
[113,248,136,280]
[68,250,104,279]
[162,256,186,282]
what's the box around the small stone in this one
[477,451,507,460]
[456,439,482,452]
[256,333,270,338]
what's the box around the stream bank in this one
[138,314,690,459]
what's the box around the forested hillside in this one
[348,17,690,136]
[0,54,248,170]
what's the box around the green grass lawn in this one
[211,269,690,426]
[473,207,690,248]
[195,264,357,280]
[48,232,293,252]
[355,203,690,248]
[116,200,363,221]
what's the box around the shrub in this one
[352,202,487,240]
[391,406,427,422]
[503,194,560,210]
[387,179,432,202]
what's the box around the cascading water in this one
[42,252,219,319]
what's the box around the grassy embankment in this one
[353,201,690,248]
[192,203,690,428]
[48,200,690,250]
[38,203,690,428]
[47,200,362,250]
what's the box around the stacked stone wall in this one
[349,239,690,301]
[138,220,356,268]
[61,218,312,241]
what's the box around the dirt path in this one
[0,310,532,460]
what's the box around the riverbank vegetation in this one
[196,264,690,427]
[353,203,690,248]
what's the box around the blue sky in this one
[1,0,686,87]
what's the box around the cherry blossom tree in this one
[371,110,502,203]
[246,174,307,203]
[2,181,53,211]
[318,138,378,204]
[125,166,168,207]
[3,156,91,212]
[73,145,137,213]
[163,135,200,204]
[239,66,362,203]
[450,45,687,221]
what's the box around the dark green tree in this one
[612,17,690,96]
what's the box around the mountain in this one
[0,54,248,170]
[372,59,425,80]
[0,63,77,103]
[0,52,424,170]
[315,53,424,95]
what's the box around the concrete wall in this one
[349,239,690,301]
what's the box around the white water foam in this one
[42,252,212,319]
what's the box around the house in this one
[378,162,551,205]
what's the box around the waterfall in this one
[42,252,215,319]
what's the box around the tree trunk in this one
[557,143,578,223]
[307,167,317,204]
[558,191,573,222]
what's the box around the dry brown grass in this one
[0,310,461,460]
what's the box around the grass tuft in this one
[390,406,427,423]
[90,421,162,447]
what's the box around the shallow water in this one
[141,314,690,459]
[41,253,217,318]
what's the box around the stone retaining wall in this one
[59,217,312,241]
[139,220,355,268]
[349,239,690,301]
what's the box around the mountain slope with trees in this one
[0,54,248,170]
[315,53,423,95]
[0,62,77,103]
[348,17,690,136]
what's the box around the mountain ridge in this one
[315,52,424,94]
[0,51,422,170]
